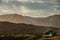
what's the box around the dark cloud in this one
[7,1,22,8]
[0,0,2,5]
[1,0,22,9]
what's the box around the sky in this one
[0,0,60,17]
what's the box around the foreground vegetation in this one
[0,33,59,40]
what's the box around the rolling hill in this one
[0,21,59,34]
[0,14,60,28]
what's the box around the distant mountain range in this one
[0,14,60,28]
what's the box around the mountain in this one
[0,14,41,25]
[0,21,58,34]
[36,15,60,28]
[0,14,60,28]
[0,14,26,23]
[46,15,60,27]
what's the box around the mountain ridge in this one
[0,14,60,28]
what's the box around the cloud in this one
[20,6,29,13]
[1,9,9,12]
[2,0,11,2]
[0,0,2,4]
[16,0,45,4]
[1,0,60,3]
[0,5,60,17]
[0,0,60,17]
[18,0,26,1]
[33,0,60,2]
[17,6,59,17]
[53,5,60,7]
[0,6,16,15]
[20,10,59,17]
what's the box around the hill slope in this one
[0,21,59,34]
[0,14,60,28]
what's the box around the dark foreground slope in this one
[0,21,59,34]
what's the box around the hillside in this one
[0,14,60,28]
[0,21,59,34]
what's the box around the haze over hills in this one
[35,15,60,28]
[0,14,60,28]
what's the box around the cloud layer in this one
[0,0,60,17]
